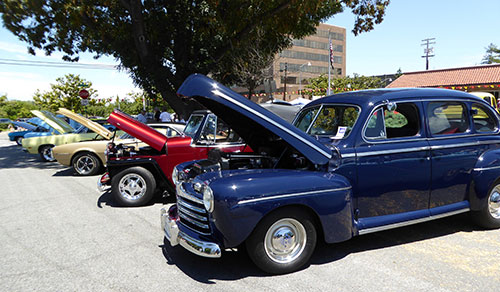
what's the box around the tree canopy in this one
[482,43,500,64]
[0,0,390,116]
[305,73,384,95]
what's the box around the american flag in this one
[329,40,335,70]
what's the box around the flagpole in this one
[327,30,331,96]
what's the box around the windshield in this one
[183,114,205,138]
[294,104,360,139]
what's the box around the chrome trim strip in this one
[177,197,206,213]
[358,207,470,235]
[341,153,356,158]
[213,89,332,159]
[178,204,208,222]
[474,165,500,172]
[430,140,500,150]
[178,212,209,229]
[237,186,352,205]
[357,146,430,158]
[176,184,204,205]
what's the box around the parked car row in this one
[9,74,500,274]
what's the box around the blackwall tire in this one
[72,152,102,176]
[245,207,317,274]
[472,180,500,229]
[111,167,156,207]
[15,136,23,146]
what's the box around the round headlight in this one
[203,185,214,213]
[172,167,179,185]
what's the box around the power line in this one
[0,58,119,70]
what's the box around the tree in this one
[305,73,384,95]
[0,94,37,120]
[33,74,98,112]
[482,43,500,64]
[0,0,390,117]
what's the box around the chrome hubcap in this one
[118,174,147,201]
[42,147,54,161]
[264,218,307,263]
[488,186,500,219]
[75,155,95,174]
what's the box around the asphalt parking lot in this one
[0,132,499,292]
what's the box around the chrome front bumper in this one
[161,204,221,258]
[97,175,110,192]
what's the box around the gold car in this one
[52,123,185,175]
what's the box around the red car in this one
[98,109,250,206]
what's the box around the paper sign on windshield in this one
[333,126,347,139]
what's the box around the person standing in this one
[159,106,172,122]
[154,107,161,122]
[137,110,147,123]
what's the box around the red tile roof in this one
[386,64,500,88]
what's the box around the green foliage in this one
[0,94,37,120]
[0,0,390,116]
[33,74,97,112]
[482,43,500,64]
[305,73,385,95]
[385,111,407,128]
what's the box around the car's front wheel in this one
[72,152,102,176]
[111,167,156,207]
[472,180,500,229]
[245,207,317,274]
[39,145,55,162]
[15,136,23,146]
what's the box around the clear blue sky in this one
[1,0,499,101]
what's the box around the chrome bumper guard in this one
[161,204,221,258]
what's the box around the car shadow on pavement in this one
[97,190,176,208]
[159,212,477,282]
[52,168,77,176]
[0,145,64,170]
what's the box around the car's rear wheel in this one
[15,136,23,146]
[72,152,102,176]
[39,145,55,162]
[245,207,317,274]
[472,180,500,229]
[111,167,156,207]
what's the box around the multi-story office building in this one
[272,23,346,101]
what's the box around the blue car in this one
[8,118,53,145]
[162,74,500,274]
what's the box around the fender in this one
[204,169,353,248]
[471,148,500,210]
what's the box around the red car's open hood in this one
[107,110,167,151]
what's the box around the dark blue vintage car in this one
[161,74,500,274]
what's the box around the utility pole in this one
[421,38,436,70]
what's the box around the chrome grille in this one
[176,183,210,234]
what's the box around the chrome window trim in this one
[213,89,332,159]
[430,140,500,150]
[237,186,352,205]
[361,101,420,144]
[470,102,500,134]
[296,103,362,139]
[358,207,470,235]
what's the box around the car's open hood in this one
[31,110,74,134]
[57,108,113,140]
[107,110,168,151]
[11,121,37,131]
[177,74,332,165]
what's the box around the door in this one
[355,102,431,219]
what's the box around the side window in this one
[200,115,217,144]
[294,107,319,132]
[365,102,420,140]
[472,103,498,133]
[215,118,241,143]
[427,102,469,135]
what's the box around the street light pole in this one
[283,62,287,99]
[299,62,311,96]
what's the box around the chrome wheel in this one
[488,186,500,219]
[264,218,307,264]
[75,155,96,175]
[118,173,147,201]
[41,146,55,161]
